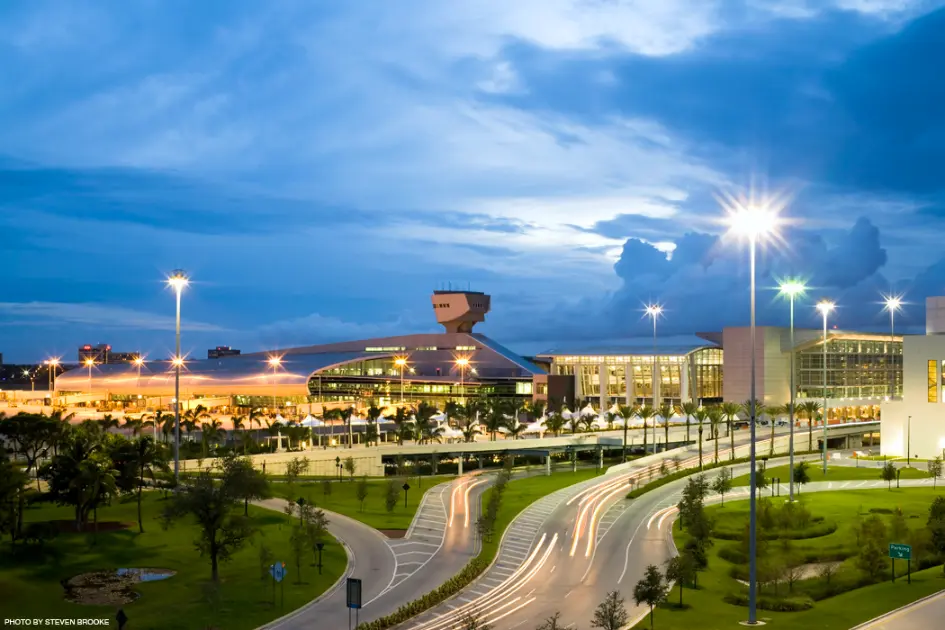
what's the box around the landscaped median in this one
[354,468,601,630]
[730,463,929,487]
[636,486,945,629]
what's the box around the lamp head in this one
[133,356,145,367]
[724,201,782,241]
[882,293,903,313]
[816,300,835,316]
[394,357,407,367]
[268,355,283,368]
[48,357,61,367]
[778,280,807,298]
[455,356,470,368]
[644,303,663,318]
[167,270,189,292]
[171,356,185,368]
[84,358,96,368]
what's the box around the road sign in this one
[116,609,128,630]
[889,543,911,560]
[402,482,411,492]
[346,578,362,609]
[270,562,287,582]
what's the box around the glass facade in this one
[930,360,939,403]
[795,337,902,399]
[545,347,723,405]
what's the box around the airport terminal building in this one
[54,291,902,423]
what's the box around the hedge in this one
[724,592,815,612]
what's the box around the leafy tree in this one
[856,514,889,582]
[161,470,256,582]
[385,478,399,512]
[881,461,897,490]
[460,612,492,630]
[74,452,119,542]
[40,429,105,529]
[712,467,733,507]
[665,553,696,607]
[633,565,668,628]
[285,456,310,494]
[592,590,630,630]
[927,496,945,571]
[343,456,356,481]
[0,413,57,491]
[793,461,811,493]
[258,540,274,582]
[659,460,669,477]
[534,612,565,630]
[756,466,769,493]
[321,479,332,498]
[929,456,943,489]
[356,475,369,512]
[677,475,710,528]
[0,447,29,544]
[220,452,270,516]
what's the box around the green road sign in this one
[889,543,911,560]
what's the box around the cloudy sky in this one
[2,0,945,363]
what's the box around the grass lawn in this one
[731,463,930,487]
[0,492,345,630]
[271,475,455,532]
[478,468,602,563]
[637,488,945,630]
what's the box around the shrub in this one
[723,592,814,612]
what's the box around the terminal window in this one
[929,360,938,402]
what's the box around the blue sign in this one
[270,562,286,582]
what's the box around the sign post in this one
[296,497,306,527]
[347,577,362,630]
[315,541,325,574]
[402,482,411,508]
[270,561,287,608]
[889,543,912,583]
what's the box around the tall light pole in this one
[724,195,781,626]
[455,356,470,403]
[645,303,662,453]
[46,357,61,404]
[394,357,408,404]
[882,294,903,401]
[84,358,96,398]
[133,356,150,438]
[816,300,835,475]
[779,280,806,501]
[167,270,188,482]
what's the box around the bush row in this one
[723,592,815,612]
[713,520,837,541]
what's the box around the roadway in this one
[854,590,945,630]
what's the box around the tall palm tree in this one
[484,401,511,441]
[249,407,266,443]
[366,404,383,446]
[766,404,788,456]
[98,414,120,432]
[545,411,565,437]
[693,407,710,469]
[505,420,527,440]
[720,402,741,460]
[200,419,226,457]
[460,414,481,443]
[183,404,211,439]
[708,406,724,464]
[129,436,168,533]
[417,416,446,444]
[636,406,656,455]
[617,403,635,462]
[657,403,674,453]
[72,453,119,543]
[800,400,823,452]
[567,413,583,435]
[122,416,143,436]
[444,400,462,427]
[391,407,411,446]
[678,401,699,445]
[48,409,75,456]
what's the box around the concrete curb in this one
[848,588,945,630]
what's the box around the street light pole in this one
[168,270,188,483]
[395,357,407,404]
[817,300,835,475]
[646,304,662,454]
[883,295,902,401]
[779,281,805,502]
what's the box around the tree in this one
[636,406,656,454]
[793,461,811,493]
[756,466,769,494]
[632,566,669,626]
[285,456,310,494]
[40,428,105,530]
[765,404,787,456]
[678,401,699,446]
[460,612,492,630]
[385,478,399,512]
[161,470,256,581]
[592,590,630,630]
[712,468,733,506]
[799,400,822,451]
[343,456,356,481]
[929,456,943,489]
[366,404,383,447]
[220,452,271,516]
[618,403,635,462]
[0,413,57,491]
[534,612,565,630]
[720,402,741,460]
[657,403,674,453]
[664,553,696,607]
[707,407,723,463]
[856,515,889,582]
[356,475,369,512]
[129,436,169,532]
[544,412,565,438]
[391,407,411,446]
[0,447,29,545]
[484,401,512,441]
[693,408,709,468]
[881,461,897,490]
[926,496,945,569]
[73,452,119,542]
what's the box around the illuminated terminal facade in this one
[55,290,903,421]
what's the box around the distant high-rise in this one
[78,344,139,364]
[208,346,241,359]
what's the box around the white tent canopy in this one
[580,403,597,417]
[301,415,324,427]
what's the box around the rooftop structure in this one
[432,290,490,333]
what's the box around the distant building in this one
[78,344,140,364]
[208,346,242,359]
[0,352,3,365]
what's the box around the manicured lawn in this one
[731,463,930,487]
[0,492,345,630]
[636,488,945,630]
[479,468,602,563]
[271,475,454,532]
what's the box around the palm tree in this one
[693,407,710,469]
[48,409,75,456]
[417,416,446,444]
[580,414,595,433]
[129,436,168,533]
[231,415,247,452]
[122,416,143,437]
[657,403,674,453]
[460,414,481,443]
[678,401,699,444]
[799,400,823,452]
[708,406,723,464]
[505,418,527,440]
[720,402,741,460]
[444,400,462,427]
[484,401,511,441]
[366,404,383,446]
[766,404,788,456]
[391,407,411,446]
[567,413,583,435]
[249,407,266,443]
[200,419,226,457]
[98,414,120,432]
[183,404,211,438]
[72,454,118,543]
[545,411,565,437]
[617,404,635,462]
[636,406,656,455]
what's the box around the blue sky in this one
[2,0,945,362]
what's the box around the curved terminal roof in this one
[538,334,720,358]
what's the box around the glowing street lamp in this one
[46,357,61,397]
[723,195,783,626]
[778,280,806,501]
[882,294,903,400]
[644,303,663,451]
[84,357,97,397]
[816,300,835,474]
[394,357,408,403]
[455,356,471,403]
[167,269,188,482]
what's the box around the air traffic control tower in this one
[431,290,491,333]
